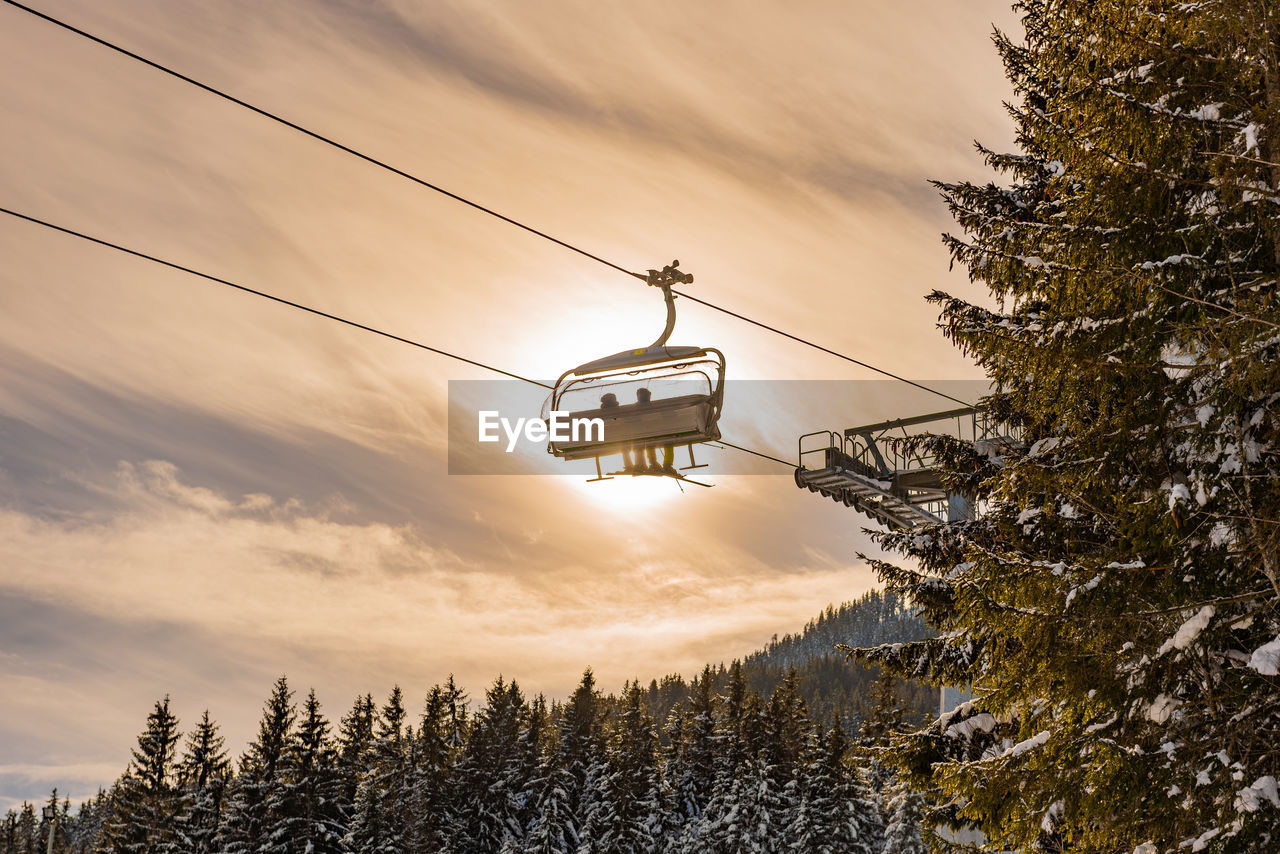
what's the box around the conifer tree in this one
[452,677,530,853]
[522,760,577,854]
[665,667,717,839]
[345,686,411,854]
[407,684,458,851]
[659,704,686,825]
[168,711,228,854]
[856,669,902,750]
[670,664,751,853]
[590,683,663,854]
[525,671,602,854]
[764,670,809,778]
[849,1,1280,850]
[2,809,18,854]
[698,691,792,854]
[81,787,117,854]
[35,791,66,854]
[763,669,808,835]
[789,720,883,854]
[570,754,612,854]
[854,669,904,794]
[99,697,181,854]
[441,674,469,754]
[510,694,550,836]
[14,803,36,854]
[881,781,926,854]
[337,692,376,821]
[271,690,345,854]
[717,661,749,772]
[218,677,294,854]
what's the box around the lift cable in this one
[713,441,793,468]
[1,0,639,284]
[2,206,798,469]
[4,0,974,410]
[669,291,971,406]
[0,206,554,390]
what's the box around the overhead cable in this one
[4,0,974,409]
[2,206,799,467]
[0,206,553,389]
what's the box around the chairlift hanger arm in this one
[646,261,693,348]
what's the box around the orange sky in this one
[0,0,1018,809]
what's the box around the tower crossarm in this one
[795,407,1022,531]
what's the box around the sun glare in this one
[570,472,695,513]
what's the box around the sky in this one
[0,0,1019,811]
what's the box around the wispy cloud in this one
[0,0,1016,809]
[0,458,882,800]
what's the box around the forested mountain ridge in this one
[748,591,930,670]
[638,589,936,732]
[3,593,930,854]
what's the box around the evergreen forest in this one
[2,592,930,854]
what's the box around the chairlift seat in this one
[542,262,724,473]
[552,393,719,460]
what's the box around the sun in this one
[568,472,695,513]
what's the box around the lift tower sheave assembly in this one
[794,406,1020,531]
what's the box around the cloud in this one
[311,0,1015,210]
[0,460,874,670]
[0,0,1016,810]
[0,458,883,804]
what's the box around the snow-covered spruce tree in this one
[664,666,718,838]
[659,704,687,837]
[74,788,116,854]
[1,809,14,854]
[882,780,927,854]
[856,669,903,752]
[673,662,749,853]
[525,670,604,854]
[788,720,884,854]
[698,691,790,854]
[12,803,37,854]
[763,670,809,796]
[510,693,551,841]
[33,792,68,854]
[522,761,578,854]
[98,697,181,854]
[336,692,376,822]
[589,682,664,854]
[854,669,905,795]
[167,710,229,854]
[849,1,1280,851]
[407,684,459,851]
[217,677,294,854]
[451,677,532,853]
[67,790,110,854]
[345,686,412,854]
[269,690,345,854]
[570,751,612,854]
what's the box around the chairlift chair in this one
[544,261,725,484]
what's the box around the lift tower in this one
[794,405,1021,713]
[794,406,1020,530]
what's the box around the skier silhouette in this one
[635,387,676,474]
